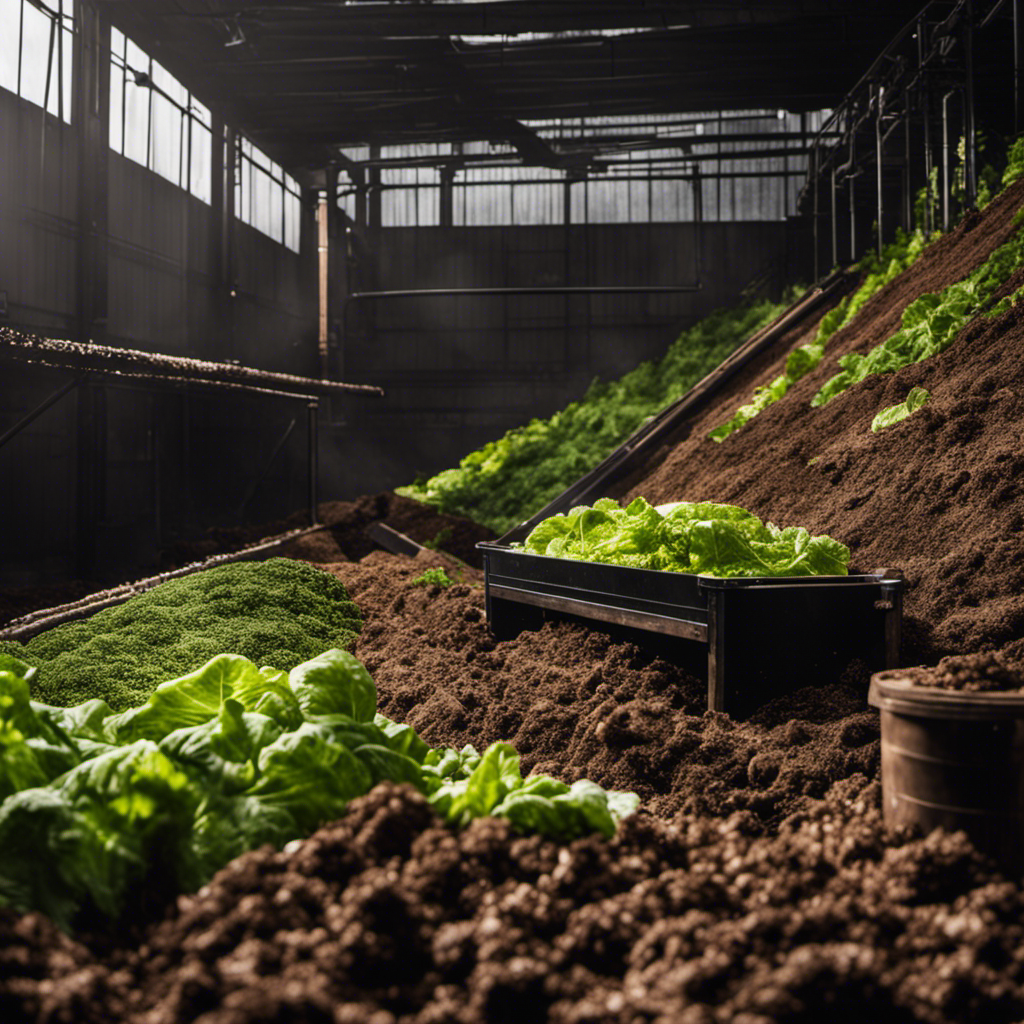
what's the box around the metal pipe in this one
[942,88,959,231]
[920,14,934,236]
[812,146,819,281]
[1017,0,1021,135]
[903,84,912,231]
[347,285,700,301]
[831,165,838,268]
[0,375,83,450]
[307,400,319,527]
[0,328,383,397]
[876,84,885,257]
[963,0,977,207]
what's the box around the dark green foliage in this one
[9,559,361,712]
[398,296,788,534]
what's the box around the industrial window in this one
[0,0,74,123]
[336,109,829,228]
[235,136,303,253]
[109,27,212,204]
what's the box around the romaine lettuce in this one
[0,648,637,931]
[519,497,849,578]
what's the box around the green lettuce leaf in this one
[871,386,930,433]
[520,499,849,578]
[288,649,376,721]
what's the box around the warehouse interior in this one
[7,3,1024,1019]
[4,0,1012,589]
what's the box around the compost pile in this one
[6,187,1024,1023]
[628,178,1024,668]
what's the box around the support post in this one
[830,166,838,269]
[307,400,319,526]
[811,148,819,281]
[439,165,455,227]
[902,85,912,232]
[849,173,857,263]
[692,168,703,286]
[317,189,329,378]
[1016,0,1021,136]
[876,84,885,257]
[706,588,726,712]
[74,1,110,580]
[963,0,977,208]
[920,16,934,237]
[942,89,956,231]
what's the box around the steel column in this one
[876,84,885,257]
[964,0,977,207]
[307,400,319,526]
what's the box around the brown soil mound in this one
[7,779,1023,1024]
[626,179,1024,668]
[5,183,1024,1024]
[0,493,494,627]
[335,552,878,829]
[164,491,495,570]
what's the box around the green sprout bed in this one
[1,559,362,712]
[398,295,790,534]
[710,227,930,442]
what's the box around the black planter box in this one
[479,541,903,718]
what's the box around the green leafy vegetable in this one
[519,497,849,578]
[812,227,1024,407]
[410,567,454,588]
[0,648,637,932]
[710,227,929,442]
[871,387,930,433]
[5,559,362,712]
[398,295,790,533]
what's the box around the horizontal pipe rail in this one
[347,284,701,303]
[0,326,383,398]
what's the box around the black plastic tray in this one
[479,541,903,717]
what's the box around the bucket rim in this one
[869,670,1024,720]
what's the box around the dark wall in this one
[0,86,319,587]
[326,220,792,496]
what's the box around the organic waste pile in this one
[6,161,1024,1024]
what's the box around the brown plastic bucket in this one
[868,670,1024,870]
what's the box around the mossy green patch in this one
[6,559,361,712]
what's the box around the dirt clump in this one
[7,779,1024,1024]
[901,650,1024,692]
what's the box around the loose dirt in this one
[626,179,1024,669]
[5,182,1024,1023]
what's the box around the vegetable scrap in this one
[0,646,635,932]
[871,386,930,432]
